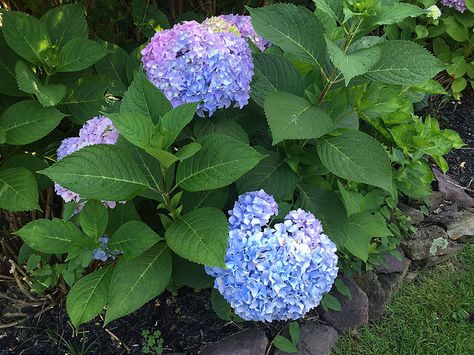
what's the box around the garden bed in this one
[1,88,473,354]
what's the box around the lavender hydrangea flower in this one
[441,0,466,12]
[92,235,121,261]
[206,190,339,322]
[141,20,254,116]
[218,15,270,51]
[54,116,119,208]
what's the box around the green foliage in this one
[0,0,465,330]
[273,322,300,353]
[165,207,228,267]
[66,266,113,328]
[0,167,39,211]
[141,329,164,354]
[388,0,474,99]
[105,243,171,325]
[176,134,265,191]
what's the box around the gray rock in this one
[433,169,474,208]
[355,259,410,321]
[400,225,450,260]
[319,276,369,332]
[374,248,410,274]
[428,191,445,213]
[446,209,474,241]
[425,204,460,226]
[378,259,410,303]
[274,323,338,355]
[354,271,386,321]
[399,203,424,225]
[200,328,268,355]
[418,243,464,267]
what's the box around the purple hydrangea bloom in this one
[92,235,121,261]
[206,190,339,322]
[141,20,254,116]
[441,0,466,12]
[218,15,270,51]
[55,116,119,208]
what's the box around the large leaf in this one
[108,220,161,260]
[60,75,110,124]
[176,134,265,192]
[251,53,304,107]
[363,41,444,85]
[105,243,171,325]
[165,207,228,267]
[193,116,249,144]
[109,112,155,149]
[158,103,197,148]
[39,144,149,201]
[0,30,24,97]
[317,130,393,193]
[15,60,66,107]
[66,266,112,328]
[237,150,299,201]
[0,167,39,211]
[15,218,83,253]
[0,100,66,145]
[181,187,229,213]
[40,3,88,48]
[265,92,332,145]
[79,200,108,239]
[2,11,51,66]
[325,35,381,85]
[121,71,172,124]
[95,42,128,96]
[297,183,349,248]
[57,38,110,72]
[346,212,392,262]
[373,3,426,25]
[248,4,326,67]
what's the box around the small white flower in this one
[426,5,442,20]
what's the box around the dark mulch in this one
[0,286,288,354]
[430,88,474,195]
[1,90,473,355]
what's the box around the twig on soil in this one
[33,303,56,320]
[0,317,29,329]
[4,312,29,318]
[0,292,42,307]
[104,328,131,352]
[9,260,36,301]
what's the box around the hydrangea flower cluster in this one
[92,236,121,261]
[204,15,270,51]
[441,0,466,12]
[206,190,339,322]
[55,116,119,208]
[141,20,254,116]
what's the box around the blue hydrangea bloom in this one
[55,116,119,209]
[441,0,466,12]
[141,20,254,117]
[206,190,339,322]
[92,235,121,261]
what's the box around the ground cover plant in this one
[392,0,474,99]
[0,0,465,343]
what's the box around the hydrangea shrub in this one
[0,0,463,330]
